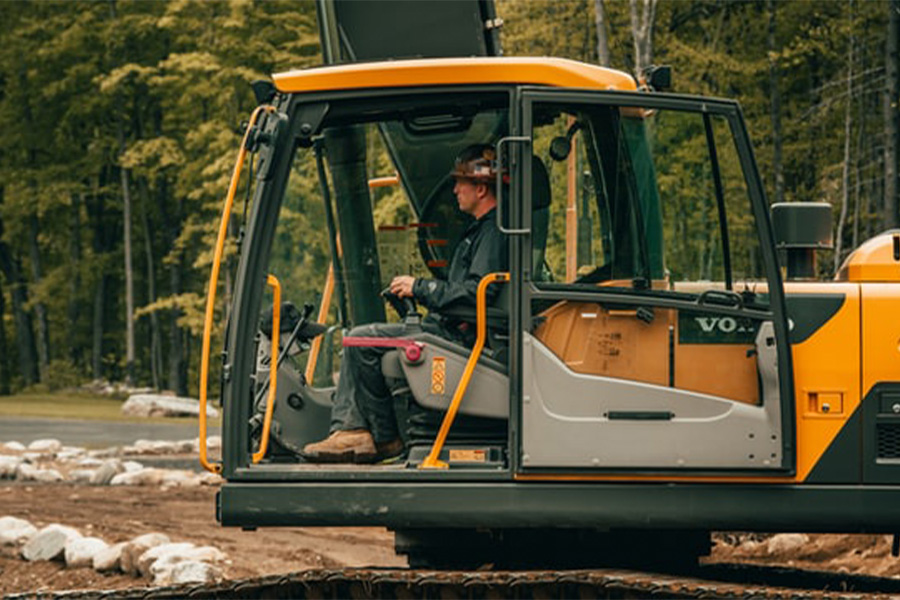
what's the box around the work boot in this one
[375,438,405,463]
[301,429,377,463]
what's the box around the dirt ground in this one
[2,482,900,596]
[0,482,404,596]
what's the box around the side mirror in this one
[771,202,833,280]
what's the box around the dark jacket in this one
[412,208,508,313]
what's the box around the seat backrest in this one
[531,155,552,281]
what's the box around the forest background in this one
[0,0,897,396]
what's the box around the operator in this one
[301,143,508,464]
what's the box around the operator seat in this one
[392,156,554,445]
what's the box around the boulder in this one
[16,464,64,483]
[199,472,224,486]
[93,542,126,572]
[110,468,165,487]
[57,447,86,461]
[68,469,97,484]
[154,560,223,586]
[90,459,123,485]
[121,394,218,418]
[766,533,809,554]
[159,470,202,488]
[0,516,37,550]
[2,441,26,452]
[27,439,62,454]
[0,456,23,479]
[207,435,222,451]
[22,524,82,561]
[120,532,170,576]
[137,542,197,577]
[122,461,144,473]
[128,440,182,455]
[75,457,103,468]
[87,447,120,459]
[65,536,109,568]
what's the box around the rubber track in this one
[10,565,900,599]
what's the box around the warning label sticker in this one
[430,356,446,395]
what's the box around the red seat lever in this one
[342,336,424,362]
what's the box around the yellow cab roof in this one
[273,57,637,94]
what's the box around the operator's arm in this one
[412,222,507,312]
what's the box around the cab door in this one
[517,90,794,472]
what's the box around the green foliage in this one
[0,0,894,396]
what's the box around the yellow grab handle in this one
[420,272,510,470]
[199,104,275,475]
[253,274,281,463]
[304,262,335,385]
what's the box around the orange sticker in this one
[430,356,446,395]
[449,449,487,462]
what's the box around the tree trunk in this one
[0,274,9,395]
[92,273,107,381]
[117,123,136,387]
[0,186,38,388]
[885,0,900,229]
[629,0,658,78]
[767,0,785,204]
[835,2,854,272]
[68,192,83,369]
[594,0,611,67]
[138,177,161,390]
[158,177,188,396]
[0,247,39,387]
[27,213,49,381]
[86,178,109,381]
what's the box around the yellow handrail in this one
[304,262,335,385]
[253,274,281,463]
[199,104,275,475]
[419,272,510,469]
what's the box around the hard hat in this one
[449,143,504,182]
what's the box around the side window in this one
[530,100,772,406]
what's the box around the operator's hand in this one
[390,275,416,298]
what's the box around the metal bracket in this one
[484,17,504,31]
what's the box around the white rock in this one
[121,394,218,418]
[21,452,42,463]
[16,463,64,483]
[57,447,86,461]
[159,470,201,488]
[90,459,123,485]
[87,447,120,459]
[3,441,25,452]
[27,439,62,454]
[154,560,223,586]
[65,536,108,568]
[110,468,164,487]
[75,457,103,468]
[22,524,82,561]
[130,440,182,455]
[68,469,97,483]
[93,542,126,572]
[137,542,196,576]
[0,516,37,547]
[120,532,170,576]
[206,435,222,451]
[0,456,23,478]
[122,461,143,473]
[766,533,810,554]
[199,472,223,486]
